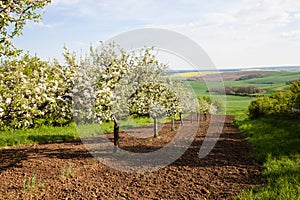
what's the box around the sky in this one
[14,0,300,70]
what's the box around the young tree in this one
[174,82,197,125]
[0,0,51,57]
[129,82,179,137]
[74,43,130,148]
[197,96,217,121]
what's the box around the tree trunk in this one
[113,116,120,147]
[171,117,175,130]
[154,117,158,138]
[197,113,200,122]
[180,112,183,126]
[190,112,193,123]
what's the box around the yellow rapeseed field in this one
[168,71,218,78]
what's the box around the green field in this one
[228,71,300,94]
[187,70,300,115]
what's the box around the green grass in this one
[225,95,252,116]
[235,118,300,200]
[0,116,174,148]
[0,125,78,147]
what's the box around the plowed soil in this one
[0,115,263,199]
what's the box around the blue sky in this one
[14,0,300,69]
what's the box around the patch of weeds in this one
[23,173,36,192]
[61,163,75,179]
[37,183,46,190]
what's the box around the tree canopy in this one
[0,0,51,57]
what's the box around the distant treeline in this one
[209,86,264,96]
[235,73,262,81]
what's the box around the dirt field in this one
[0,116,263,199]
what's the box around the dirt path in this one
[0,115,263,199]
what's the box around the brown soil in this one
[0,115,263,200]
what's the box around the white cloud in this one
[233,0,292,28]
[202,12,238,26]
[27,21,63,29]
[144,0,300,68]
[17,0,300,68]
[293,13,300,20]
[147,0,297,32]
[281,30,300,40]
[49,0,98,17]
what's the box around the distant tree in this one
[197,96,217,121]
[210,86,263,96]
[235,74,262,81]
[0,0,51,57]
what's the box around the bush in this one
[286,79,299,85]
[248,80,300,119]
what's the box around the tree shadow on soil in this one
[0,115,261,178]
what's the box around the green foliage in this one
[0,0,51,57]
[236,118,300,200]
[248,80,300,119]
